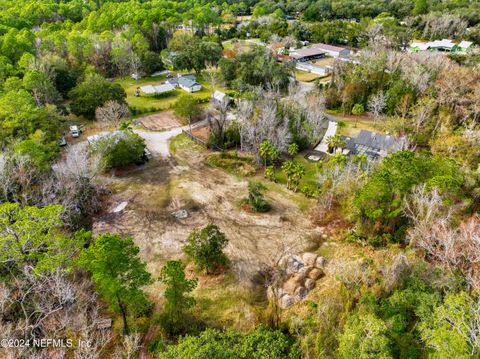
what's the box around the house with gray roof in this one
[341,130,405,159]
[166,75,202,93]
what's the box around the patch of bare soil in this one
[92,141,323,292]
[136,110,182,130]
[191,125,210,142]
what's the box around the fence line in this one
[181,129,222,151]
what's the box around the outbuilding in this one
[311,43,350,58]
[212,90,231,106]
[140,83,176,95]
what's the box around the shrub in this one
[93,131,146,169]
[244,181,272,212]
[183,224,228,274]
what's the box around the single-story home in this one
[409,39,474,53]
[166,75,202,93]
[289,43,350,61]
[341,130,405,159]
[311,43,350,58]
[140,83,176,95]
[212,90,231,106]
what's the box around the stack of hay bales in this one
[268,252,326,309]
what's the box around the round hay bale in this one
[308,268,324,280]
[298,266,312,277]
[283,276,302,294]
[315,256,326,269]
[302,252,318,267]
[305,278,316,290]
[279,294,295,309]
[286,256,304,275]
[294,286,308,300]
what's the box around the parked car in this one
[70,125,80,138]
[59,137,67,146]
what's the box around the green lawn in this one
[274,154,319,190]
[328,112,380,137]
[115,72,229,114]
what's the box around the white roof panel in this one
[458,41,473,49]
[140,85,156,94]
[153,83,175,93]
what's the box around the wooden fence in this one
[182,129,222,151]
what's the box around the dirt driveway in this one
[134,119,207,157]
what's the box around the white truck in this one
[70,125,80,138]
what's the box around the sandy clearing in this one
[93,145,322,286]
[135,110,182,131]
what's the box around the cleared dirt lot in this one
[135,110,182,130]
[93,135,322,292]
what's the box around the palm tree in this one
[281,160,305,192]
[288,143,299,157]
[119,120,133,132]
[326,134,346,153]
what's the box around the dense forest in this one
[0,0,479,358]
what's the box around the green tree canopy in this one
[159,326,300,359]
[420,291,480,358]
[354,151,462,244]
[174,94,200,129]
[159,260,197,334]
[338,313,393,359]
[183,224,228,274]
[0,203,84,274]
[93,130,146,169]
[169,31,222,74]
[78,233,152,334]
[0,90,61,145]
[68,73,126,119]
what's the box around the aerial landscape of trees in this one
[0,0,479,357]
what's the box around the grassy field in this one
[295,70,324,82]
[274,154,320,190]
[222,38,265,52]
[204,150,320,206]
[330,112,380,137]
[115,73,228,114]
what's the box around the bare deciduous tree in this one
[405,187,480,289]
[240,97,291,156]
[95,101,131,128]
[43,146,103,228]
[422,14,468,39]
[114,333,142,359]
[368,91,388,124]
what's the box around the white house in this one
[166,75,202,93]
[178,77,202,93]
[409,39,473,53]
[428,39,456,51]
